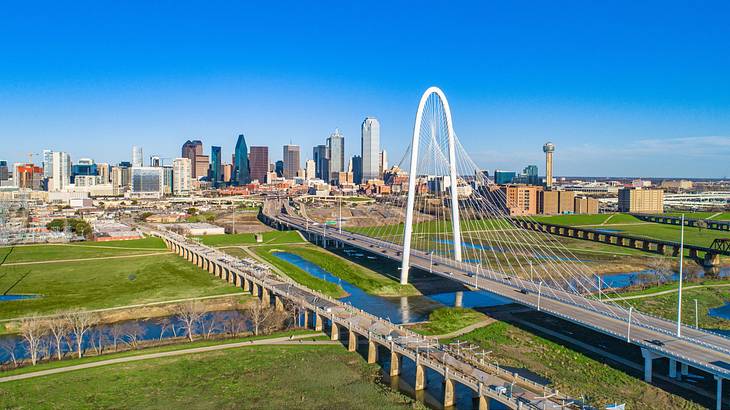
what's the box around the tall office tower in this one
[249,146,269,183]
[172,158,192,195]
[210,146,222,187]
[305,159,316,180]
[234,134,250,185]
[50,151,71,191]
[97,163,111,184]
[42,150,53,178]
[71,158,97,183]
[150,156,161,167]
[543,142,555,189]
[313,144,329,182]
[182,140,204,178]
[111,165,131,195]
[282,144,300,179]
[275,160,284,177]
[351,155,363,184]
[13,164,44,190]
[0,161,8,181]
[131,167,164,198]
[132,146,143,167]
[378,150,388,177]
[162,166,174,194]
[361,117,380,181]
[326,128,345,180]
[222,164,233,183]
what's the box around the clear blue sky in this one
[1,1,729,178]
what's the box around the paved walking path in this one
[0,333,331,383]
[427,318,495,339]
[2,251,170,266]
[607,283,730,301]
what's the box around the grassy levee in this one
[0,253,240,319]
[0,344,422,409]
[0,329,321,378]
[449,322,702,410]
[410,307,486,336]
[0,237,167,264]
[232,246,347,298]
[194,231,305,247]
[663,212,730,221]
[531,213,641,226]
[619,281,730,330]
[275,244,419,297]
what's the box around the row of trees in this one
[45,218,93,238]
[1,300,292,369]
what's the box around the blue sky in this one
[1,1,730,178]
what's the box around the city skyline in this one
[2,2,730,177]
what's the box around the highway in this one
[265,200,730,384]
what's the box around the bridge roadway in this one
[150,228,570,410]
[263,201,730,409]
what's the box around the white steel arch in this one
[400,86,462,284]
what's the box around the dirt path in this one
[607,283,730,301]
[600,214,616,225]
[1,251,170,266]
[428,318,495,339]
[0,333,332,383]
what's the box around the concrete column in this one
[252,282,260,298]
[477,396,489,410]
[715,376,724,410]
[233,272,240,287]
[261,287,270,304]
[389,348,400,376]
[314,312,323,331]
[641,348,656,383]
[367,340,378,364]
[302,310,309,329]
[454,291,463,308]
[330,321,339,341]
[444,377,455,408]
[415,363,426,390]
[348,329,357,352]
[669,358,677,379]
[681,362,689,377]
[275,296,284,311]
[208,260,215,274]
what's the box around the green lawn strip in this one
[447,322,701,409]
[68,236,167,249]
[613,222,729,248]
[530,213,641,226]
[410,307,486,336]
[0,239,168,264]
[626,285,730,330]
[241,246,347,298]
[0,254,240,319]
[194,231,304,247]
[614,279,730,298]
[0,329,321,378]
[279,244,419,296]
[0,343,421,410]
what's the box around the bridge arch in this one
[401,87,462,284]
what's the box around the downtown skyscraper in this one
[249,146,269,183]
[234,134,250,185]
[210,146,222,187]
[282,144,300,179]
[361,117,380,181]
[313,144,328,182]
[326,128,345,181]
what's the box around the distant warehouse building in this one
[618,188,664,213]
[574,197,599,214]
[539,190,575,215]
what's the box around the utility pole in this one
[677,214,685,337]
[695,298,699,328]
[537,281,543,311]
[627,306,633,342]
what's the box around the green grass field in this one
[194,231,305,247]
[410,307,487,336]
[0,237,167,264]
[450,322,702,409]
[0,252,239,319]
[531,213,640,226]
[0,344,421,409]
[664,212,730,221]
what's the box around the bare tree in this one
[0,337,19,368]
[47,315,70,360]
[245,301,282,336]
[65,310,98,358]
[222,311,246,336]
[121,322,145,349]
[199,312,221,340]
[648,257,672,286]
[89,326,109,356]
[19,316,47,365]
[109,323,124,352]
[175,301,205,342]
[157,317,172,341]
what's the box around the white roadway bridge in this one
[261,199,730,410]
[150,227,575,410]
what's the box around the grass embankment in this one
[0,329,321,378]
[0,237,167,264]
[194,231,305,247]
[232,246,347,299]
[450,322,702,410]
[410,307,487,336]
[618,281,730,330]
[0,251,240,319]
[0,344,421,409]
[280,245,418,297]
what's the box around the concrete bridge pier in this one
[454,291,463,308]
[348,329,357,352]
[641,348,659,383]
[414,361,426,391]
[302,310,309,329]
[330,321,339,341]
[251,282,261,298]
[389,343,401,377]
[443,372,455,408]
[367,338,378,364]
[260,287,270,304]
[704,253,721,267]
[274,295,284,311]
[314,311,323,331]
[474,383,489,410]
[715,376,724,410]
[669,358,678,379]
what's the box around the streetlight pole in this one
[538,281,543,311]
[627,306,633,343]
[338,196,342,234]
[695,298,699,328]
[529,260,533,281]
[677,214,685,337]
[429,251,433,273]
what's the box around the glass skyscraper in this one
[326,129,344,181]
[361,117,380,181]
[234,134,250,185]
[313,144,328,182]
[211,146,222,187]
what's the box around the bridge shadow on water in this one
[475,304,728,409]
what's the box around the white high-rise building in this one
[50,151,71,192]
[305,159,316,180]
[327,129,345,180]
[130,166,163,198]
[361,117,380,181]
[42,149,53,178]
[172,157,192,196]
[378,150,388,177]
[132,146,143,167]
